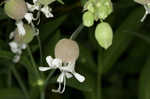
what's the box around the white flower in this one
[25,0,54,21]
[13,55,21,63]
[16,21,26,36]
[24,13,34,24]
[9,41,27,63]
[41,6,54,18]
[39,56,85,93]
[9,31,15,39]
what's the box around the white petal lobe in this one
[16,21,26,36]
[41,6,54,18]
[57,73,64,83]
[39,67,51,71]
[46,56,53,66]
[73,72,85,82]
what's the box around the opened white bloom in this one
[25,0,54,23]
[9,41,27,63]
[39,56,85,93]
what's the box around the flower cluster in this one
[4,0,59,62]
[9,24,35,63]
[82,0,113,50]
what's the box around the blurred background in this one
[0,0,150,99]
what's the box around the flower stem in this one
[27,46,40,78]
[31,22,43,65]
[7,69,12,88]
[44,70,55,89]
[40,91,45,99]
[11,65,29,99]
[97,49,103,99]
[36,35,43,65]
[70,24,84,40]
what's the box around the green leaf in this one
[139,55,150,99]
[102,7,143,74]
[0,7,8,20]
[57,0,64,4]
[78,44,96,73]
[39,15,67,42]
[0,88,25,99]
[43,30,61,57]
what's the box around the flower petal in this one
[16,21,26,36]
[65,72,73,79]
[52,58,62,67]
[21,43,27,49]
[9,32,15,39]
[39,67,51,71]
[13,55,20,63]
[57,72,64,83]
[41,6,54,18]
[73,72,85,83]
[46,56,53,67]
[24,13,34,24]
[9,41,18,53]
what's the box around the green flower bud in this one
[55,38,79,63]
[95,0,113,20]
[83,1,95,13]
[4,0,27,20]
[38,0,55,5]
[83,11,94,27]
[95,22,113,50]
[14,24,34,44]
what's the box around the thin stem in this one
[11,66,29,99]
[7,69,12,88]
[31,22,43,65]
[36,35,43,65]
[70,24,84,40]
[40,91,45,99]
[39,70,55,99]
[96,49,103,99]
[44,70,55,88]
[27,46,40,77]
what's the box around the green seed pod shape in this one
[83,11,94,27]
[84,1,95,13]
[4,0,27,20]
[134,0,150,5]
[55,39,79,63]
[38,0,55,5]
[95,22,113,50]
[14,24,34,44]
[95,0,113,20]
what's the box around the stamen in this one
[60,76,66,94]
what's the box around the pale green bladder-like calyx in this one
[14,24,34,44]
[95,22,113,50]
[83,11,94,27]
[4,0,27,20]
